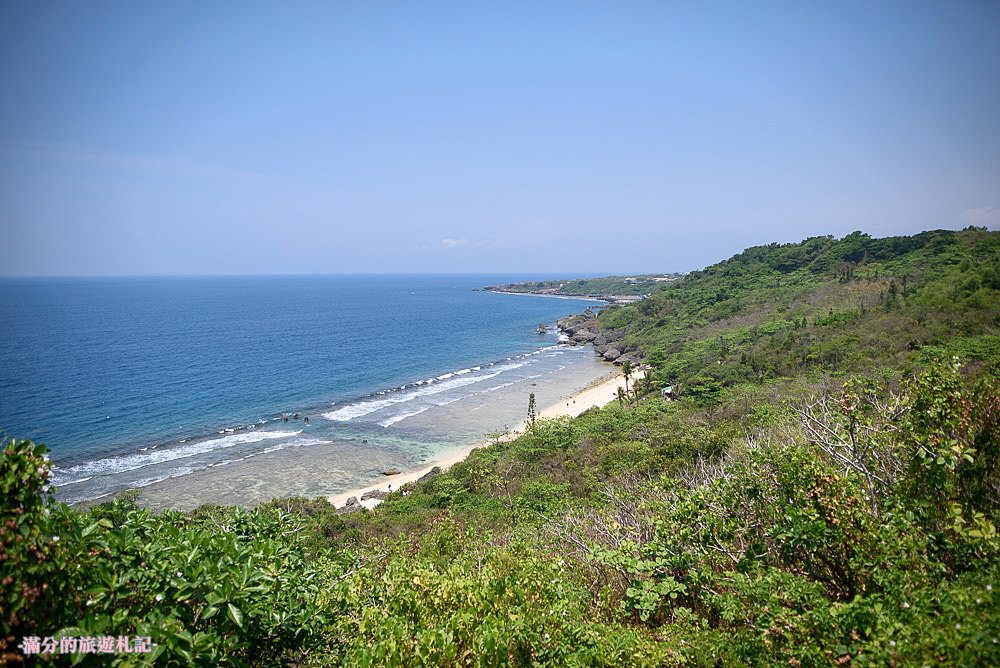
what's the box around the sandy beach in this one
[329,366,644,509]
[127,343,621,512]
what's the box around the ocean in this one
[0,275,609,509]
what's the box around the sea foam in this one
[50,430,302,485]
[322,362,526,422]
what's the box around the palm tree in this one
[621,360,633,400]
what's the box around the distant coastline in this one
[481,288,608,302]
[482,286,643,304]
[481,273,682,304]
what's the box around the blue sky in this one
[1,1,998,276]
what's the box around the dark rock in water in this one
[382,467,401,476]
[361,489,388,501]
[603,348,622,361]
[418,466,442,482]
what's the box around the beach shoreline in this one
[483,288,641,304]
[329,366,644,510]
[483,289,608,302]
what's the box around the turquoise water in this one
[0,275,605,506]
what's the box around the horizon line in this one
[0,270,679,280]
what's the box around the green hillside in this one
[4,228,999,666]
[602,228,1000,397]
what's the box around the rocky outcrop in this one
[361,489,388,501]
[382,467,401,476]
[418,466,442,482]
[337,496,361,515]
[557,314,601,346]
[557,312,642,365]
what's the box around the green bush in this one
[1,439,93,659]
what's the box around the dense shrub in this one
[2,440,339,666]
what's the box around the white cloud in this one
[416,237,502,253]
[959,207,1000,228]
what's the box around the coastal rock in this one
[336,496,361,515]
[361,489,388,501]
[382,467,401,476]
[418,466,442,482]
[558,313,588,327]
[556,310,641,364]
[558,315,598,337]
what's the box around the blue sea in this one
[0,275,609,508]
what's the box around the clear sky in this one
[1,1,998,276]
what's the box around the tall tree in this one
[621,360,633,400]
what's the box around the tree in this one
[527,392,537,428]
[621,360,633,400]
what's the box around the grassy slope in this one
[601,228,1000,395]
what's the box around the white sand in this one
[329,366,644,510]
